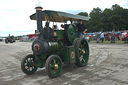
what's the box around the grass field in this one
[89,39,127,44]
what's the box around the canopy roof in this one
[30,10,90,22]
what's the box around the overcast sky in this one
[0,0,128,36]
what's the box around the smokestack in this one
[35,6,43,39]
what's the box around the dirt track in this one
[0,41,128,85]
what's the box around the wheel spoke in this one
[79,48,82,51]
[28,58,30,61]
[54,71,56,73]
[26,59,28,63]
[79,47,82,55]
[25,62,27,65]
[29,67,32,71]
[85,50,87,54]
[31,67,33,71]
[30,58,33,62]
[79,55,83,61]
[56,61,60,65]
[79,51,83,55]
[80,57,83,61]
[50,68,56,73]
[29,67,31,71]
[27,67,30,71]
[50,64,54,67]
[53,59,56,64]
[79,54,86,62]
[82,58,85,62]
[25,66,28,69]
[82,43,85,48]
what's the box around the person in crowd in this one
[126,31,128,43]
[76,20,87,38]
[97,33,100,43]
[100,32,104,43]
[123,30,127,43]
[107,32,110,41]
[117,32,121,40]
[111,32,115,43]
[104,33,107,41]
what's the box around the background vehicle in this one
[21,6,90,78]
[5,34,15,44]
[0,36,3,41]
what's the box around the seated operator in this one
[61,24,64,28]
[76,20,87,38]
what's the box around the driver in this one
[76,20,87,38]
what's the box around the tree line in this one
[77,4,128,32]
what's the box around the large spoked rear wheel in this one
[21,54,38,75]
[75,38,89,67]
[45,55,62,78]
[5,39,8,44]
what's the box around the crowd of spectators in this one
[87,30,128,44]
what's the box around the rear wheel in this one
[13,40,15,42]
[45,55,62,78]
[75,38,89,67]
[21,54,38,75]
[5,39,8,44]
[73,38,79,46]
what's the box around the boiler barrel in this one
[48,42,63,52]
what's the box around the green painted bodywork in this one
[34,27,76,67]
[49,42,58,52]
[30,10,89,22]
[36,45,76,67]
[33,27,89,68]
[41,54,46,59]
[55,30,64,40]
[62,46,76,64]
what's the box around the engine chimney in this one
[35,6,43,39]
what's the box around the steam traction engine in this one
[5,34,15,44]
[21,6,89,78]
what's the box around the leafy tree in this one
[110,4,124,31]
[88,7,103,32]
[102,8,113,31]
[77,4,128,32]
[77,12,88,17]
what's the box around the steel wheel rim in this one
[24,56,37,73]
[49,57,62,76]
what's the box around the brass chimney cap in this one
[35,7,43,10]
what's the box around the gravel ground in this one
[0,41,128,85]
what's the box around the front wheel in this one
[21,54,38,75]
[45,55,62,78]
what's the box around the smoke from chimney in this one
[35,0,42,7]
